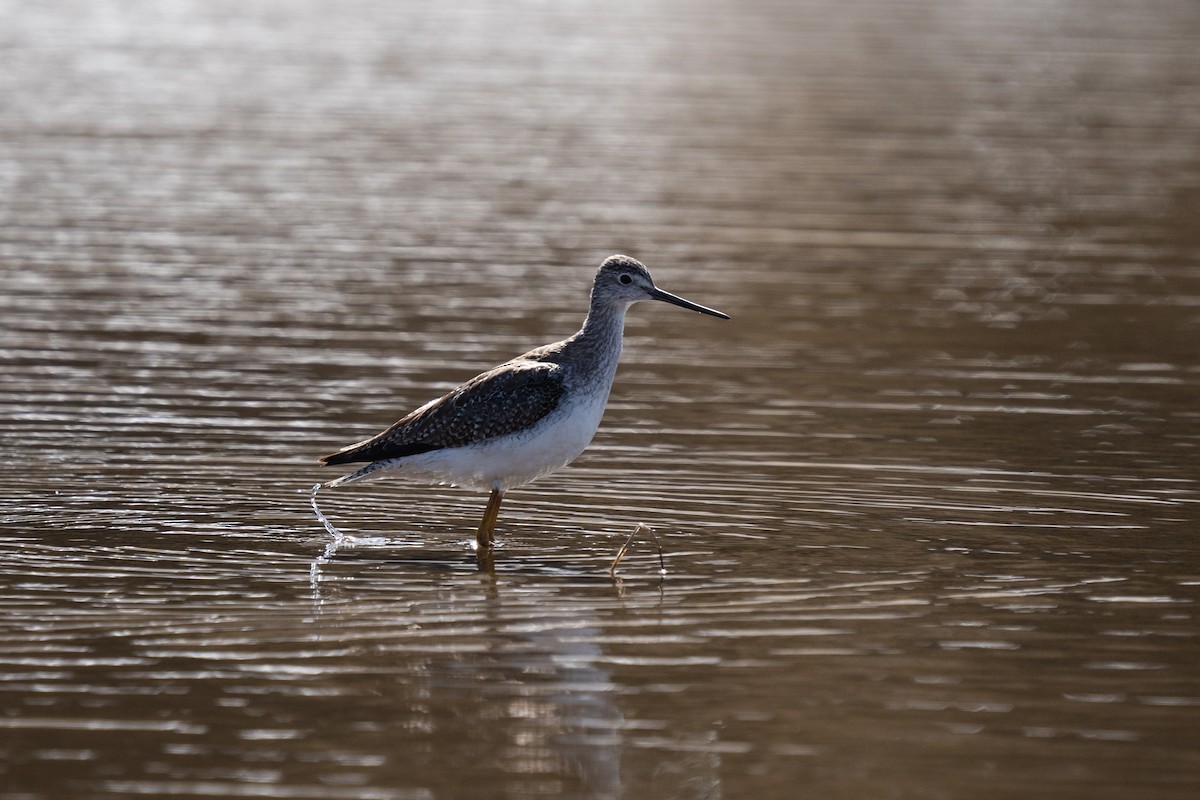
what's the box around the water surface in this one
[2,0,1198,798]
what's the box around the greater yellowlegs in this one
[318,254,729,549]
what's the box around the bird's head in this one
[592,254,730,319]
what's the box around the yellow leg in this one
[476,489,503,549]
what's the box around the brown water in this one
[2,0,1199,798]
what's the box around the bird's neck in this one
[567,299,629,378]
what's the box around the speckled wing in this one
[319,361,566,466]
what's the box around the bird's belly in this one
[405,388,610,492]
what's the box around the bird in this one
[317,254,729,549]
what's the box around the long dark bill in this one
[648,287,731,319]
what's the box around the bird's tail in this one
[324,460,394,489]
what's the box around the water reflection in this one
[307,573,619,796]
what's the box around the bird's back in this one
[319,347,570,466]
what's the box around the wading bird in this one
[318,255,729,549]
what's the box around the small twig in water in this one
[610,523,666,579]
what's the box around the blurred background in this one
[1,1,1198,798]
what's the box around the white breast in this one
[399,381,613,492]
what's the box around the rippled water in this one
[2,0,1199,797]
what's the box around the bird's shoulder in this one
[513,336,571,365]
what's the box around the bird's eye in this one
[619,274,633,285]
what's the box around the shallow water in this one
[2,0,1199,798]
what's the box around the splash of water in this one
[308,483,344,587]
